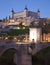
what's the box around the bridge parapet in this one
[0,41,50,56]
[32,42,50,55]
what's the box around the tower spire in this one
[37,9,40,12]
[11,8,14,19]
[11,8,14,13]
[24,5,28,10]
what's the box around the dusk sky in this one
[0,0,50,19]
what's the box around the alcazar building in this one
[9,6,40,26]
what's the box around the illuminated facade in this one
[9,6,40,26]
[29,28,41,43]
[42,33,50,42]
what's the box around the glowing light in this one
[18,40,20,42]
[29,28,37,43]
[29,28,41,43]
[14,37,16,40]
[17,27,20,29]
[5,37,8,40]
[10,19,14,22]
[23,27,25,29]
[22,22,26,26]
[13,37,17,41]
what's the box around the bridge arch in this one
[2,48,17,56]
[0,48,17,65]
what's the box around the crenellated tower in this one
[37,9,40,18]
[10,9,14,19]
[24,6,28,17]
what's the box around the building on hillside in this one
[8,6,40,26]
[0,7,50,43]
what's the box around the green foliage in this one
[8,28,29,36]
[0,27,29,36]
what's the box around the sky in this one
[0,0,50,19]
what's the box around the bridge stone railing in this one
[32,42,50,55]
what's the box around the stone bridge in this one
[0,40,50,65]
[0,41,32,65]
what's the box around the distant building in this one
[9,6,40,26]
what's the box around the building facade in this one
[9,6,40,26]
